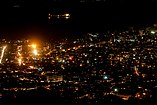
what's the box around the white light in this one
[65,13,70,17]
[103,75,108,80]
[38,68,42,71]
[33,49,38,55]
[114,88,118,92]
[65,16,70,19]
[0,46,7,64]
[151,31,155,34]
[62,59,65,63]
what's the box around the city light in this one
[31,44,37,49]
[114,88,118,92]
[30,44,38,55]
[69,56,73,60]
[29,66,35,69]
[33,49,38,55]
[0,26,156,103]
[151,31,155,34]
[18,58,22,66]
[65,13,70,17]
[134,66,139,76]
[103,75,108,80]
[0,46,7,64]
[64,13,70,19]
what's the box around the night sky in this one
[0,0,157,39]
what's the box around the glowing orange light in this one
[31,44,36,49]
[18,58,22,66]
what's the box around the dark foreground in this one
[1,87,157,105]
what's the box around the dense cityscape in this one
[1,24,157,104]
[1,0,157,105]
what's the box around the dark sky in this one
[0,0,157,39]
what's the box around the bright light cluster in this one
[0,46,7,64]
